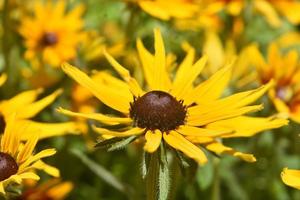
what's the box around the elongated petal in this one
[281,168,300,190]
[206,116,288,138]
[177,125,232,137]
[186,64,232,105]
[171,55,207,100]
[205,142,256,162]
[57,107,132,125]
[137,38,155,89]
[187,105,263,126]
[61,63,131,113]
[20,149,56,171]
[0,89,42,115]
[152,29,171,91]
[92,126,145,137]
[144,130,162,153]
[17,134,38,163]
[32,160,60,177]
[163,131,207,165]
[104,50,144,97]
[17,120,81,140]
[16,89,62,119]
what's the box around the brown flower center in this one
[0,114,5,133]
[129,91,187,132]
[41,32,58,47]
[0,152,18,181]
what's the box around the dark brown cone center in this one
[0,152,18,181]
[0,114,5,133]
[129,90,187,132]
[41,32,58,46]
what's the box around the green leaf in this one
[142,152,151,179]
[94,136,137,151]
[108,136,137,151]
[158,144,170,200]
[197,160,213,190]
[70,149,128,194]
[146,151,159,200]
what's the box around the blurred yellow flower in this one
[0,114,59,195]
[17,179,73,200]
[250,43,300,123]
[133,0,198,20]
[19,1,85,67]
[281,168,300,190]
[202,30,257,88]
[0,78,79,139]
[60,29,287,165]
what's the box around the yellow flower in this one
[0,78,79,139]
[19,1,85,67]
[281,168,300,190]
[133,0,198,20]
[0,114,59,195]
[202,30,257,88]
[250,43,300,123]
[254,0,300,27]
[18,179,73,200]
[59,29,287,165]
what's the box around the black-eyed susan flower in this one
[0,78,79,139]
[281,168,300,190]
[16,179,73,200]
[0,114,58,195]
[19,1,85,66]
[59,29,287,165]
[250,43,300,123]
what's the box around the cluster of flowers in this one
[1,0,300,199]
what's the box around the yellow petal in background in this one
[281,168,300,190]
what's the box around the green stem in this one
[211,158,220,200]
[146,151,159,200]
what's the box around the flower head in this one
[250,43,300,123]
[0,114,59,195]
[19,1,85,66]
[59,29,287,165]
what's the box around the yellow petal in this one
[104,50,144,97]
[177,125,232,137]
[254,0,281,27]
[61,63,131,113]
[48,182,73,199]
[0,74,7,87]
[0,183,5,194]
[18,172,40,180]
[171,55,207,100]
[205,142,256,162]
[144,130,162,153]
[17,134,38,163]
[281,168,300,190]
[186,64,232,105]
[136,38,155,89]
[57,107,132,125]
[187,104,263,126]
[206,116,288,138]
[32,160,60,177]
[20,149,56,170]
[163,131,207,165]
[17,120,80,140]
[152,29,171,91]
[16,89,62,119]
[92,126,145,137]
